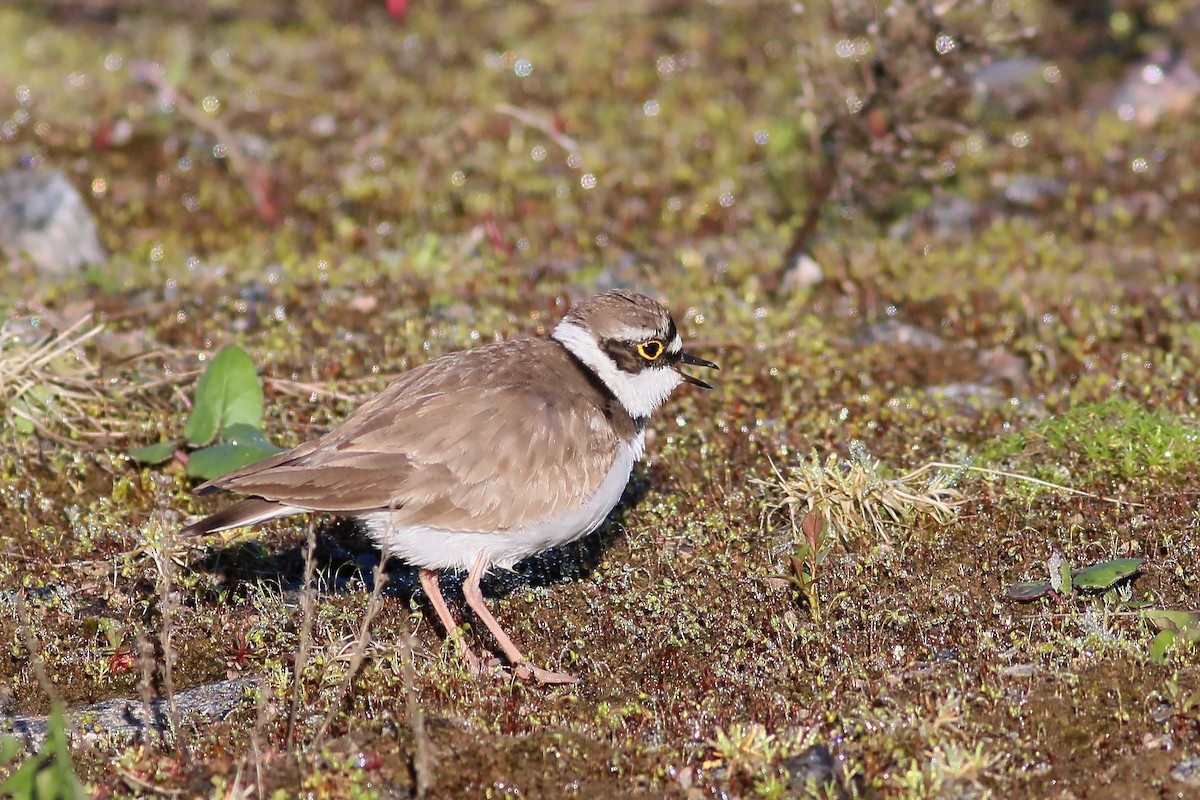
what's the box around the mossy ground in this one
[2,1,1199,797]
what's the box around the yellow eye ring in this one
[637,340,664,360]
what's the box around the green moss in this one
[982,397,1200,485]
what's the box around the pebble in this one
[1171,757,1200,788]
[0,169,105,279]
[2,677,258,752]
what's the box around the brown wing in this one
[197,339,623,531]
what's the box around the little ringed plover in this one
[181,289,717,684]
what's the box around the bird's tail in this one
[180,498,297,536]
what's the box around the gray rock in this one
[1171,757,1200,788]
[0,169,105,278]
[972,58,1052,116]
[852,319,947,350]
[1109,48,1200,127]
[782,253,824,294]
[782,744,849,798]
[1,677,258,752]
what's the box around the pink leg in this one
[419,568,482,675]
[461,552,579,684]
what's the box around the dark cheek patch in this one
[601,340,646,374]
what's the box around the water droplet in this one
[514,59,533,77]
[643,99,660,116]
[935,34,956,54]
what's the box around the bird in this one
[181,289,718,683]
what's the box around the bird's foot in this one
[514,661,579,685]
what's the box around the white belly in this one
[363,432,643,572]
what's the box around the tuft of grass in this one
[0,315,106,444]
[981,397,1200,484]
[758,441,964,548]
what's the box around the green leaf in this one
[1072,558,1145,589]
[1149,630,1175,664]
[1006,580,1051,601]
[0,705,87,800]
[220,422,278,447]
[163,26,193,88]
[184,346,264,446]
[128,439,180,464]
[46,706,88,800]
[186,435,284,480]
[9,397,36,435]
[0,736,22,766]
[1142,609,1200,641]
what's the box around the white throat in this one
[552,319,682,420]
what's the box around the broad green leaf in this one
[1072,558,1145,589]
[187,438,283,480]
[220,422,280,448]
[129,439,179,464]
[1006,580,1051,601]
[184,346,263,446]
[1149,630,1175,664]
[1143,609,1200,640]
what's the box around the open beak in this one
[676,351,719,390]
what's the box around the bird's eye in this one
[636,340,664,360]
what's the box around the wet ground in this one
[1,1,1199,797]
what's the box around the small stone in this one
[998,174,1065,209]
[852,319,947,350]
[781,253,823,293]
[1170,757,1200,787]
[0,169,105,279]
[310,113,338,138]
[1108,48,1200,127]
[971,57,1051,116]
[782,744,848,798]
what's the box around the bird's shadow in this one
[192,475,650,618]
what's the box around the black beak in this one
[676,351,719,390]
